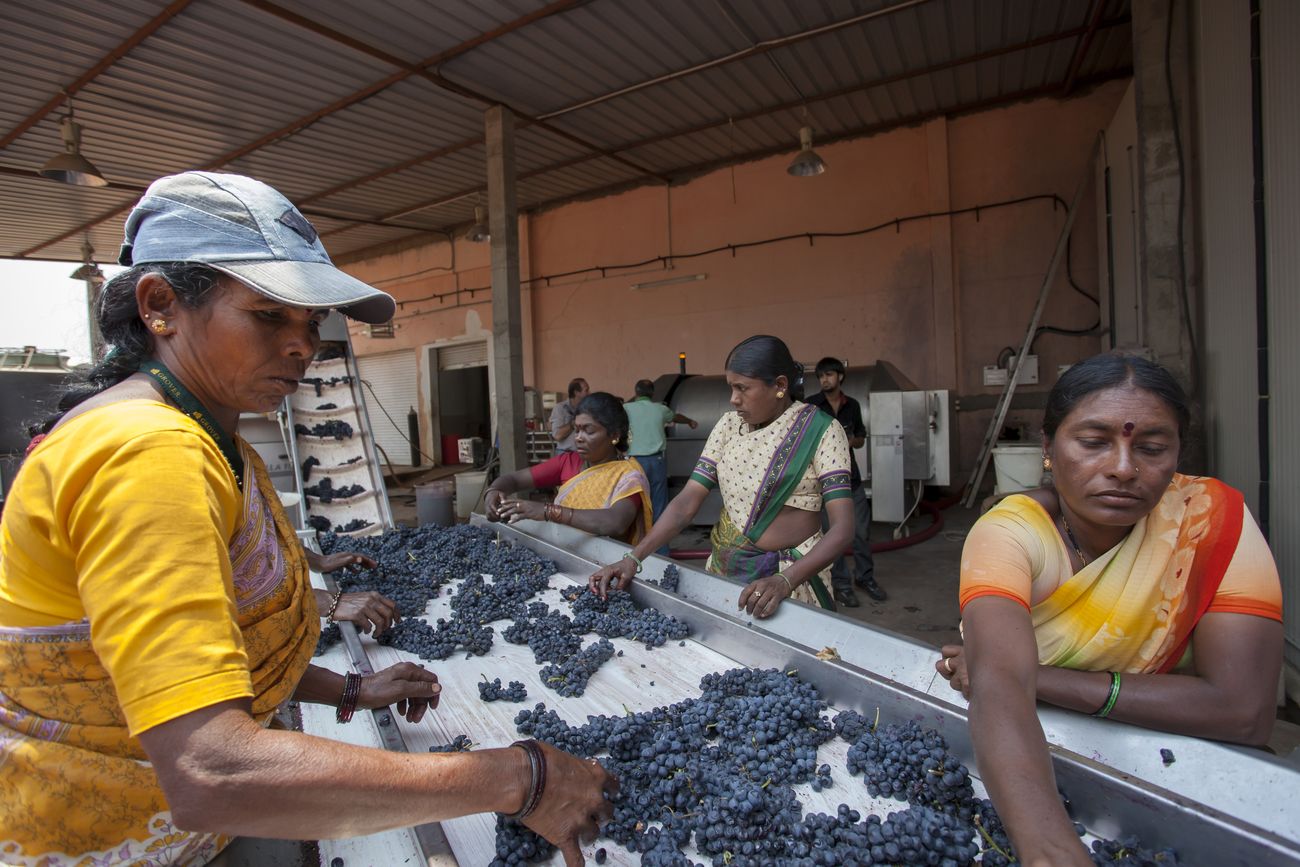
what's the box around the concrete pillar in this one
[485,105,528,473]
[1131,0,1201,399]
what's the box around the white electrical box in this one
[982,354,1039,387]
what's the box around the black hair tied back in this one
[725,335,804,400]
[575,392,631,453]
[29,263,223,436]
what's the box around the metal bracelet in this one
[622,552,643,574]
[505,739,546,820]
[777,572,795,594]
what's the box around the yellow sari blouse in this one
[959,474,1281,673]
[0,400,318,865]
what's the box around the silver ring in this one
[943,657,954,674]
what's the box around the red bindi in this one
[1122,422,1135,438]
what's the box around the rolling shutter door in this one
[357,350,419,463]
[437,341,488,370]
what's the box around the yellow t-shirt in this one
[0,399,254,734]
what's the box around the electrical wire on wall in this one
[1165,0,1200,393]
[359,378,439,467]
[373,192,1076,325]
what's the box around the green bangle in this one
[622,552,643,574]
[1093,671,1122,718]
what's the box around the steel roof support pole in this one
[486,105,528,475]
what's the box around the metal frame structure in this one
[1,0,1134,263]
[314,515,1299,865]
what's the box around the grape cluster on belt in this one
[538,638,616,697]
[479,677,528,703]
[427,734,474,753]
[295,420,354,440]
[334,517,372,533]
[564,587,691,649]
[1089,835,1181,865]
[490,816,554,867]
[301,454,320,482]
[845,720,976,819]
[318,525,558,662]
[646,563,681,593]
[305,477,366,503]
[313,622,341,656]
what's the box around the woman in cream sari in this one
[589,336,854,618]
[489,392,652,545]
[936,353,1283,867]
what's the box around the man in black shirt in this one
[805,357,886,606]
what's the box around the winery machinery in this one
[299,519,1300,867]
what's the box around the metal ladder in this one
[962,139,1100,508]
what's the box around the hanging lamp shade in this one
[786,125,827,177]
[40,115,108,187]
[466,205,490,243]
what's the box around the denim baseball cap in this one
[119,171,395,324]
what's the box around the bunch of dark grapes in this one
[538,638,615,697]
[565,588,691,648]
[972,798,1017,866]
[304,477,365,503]
[791,804,980,866]
[295,420,353,440]
[313,622,341,656]
[500,668,839,864]
[299,375,353,397]
[301,455,320,482]
[647,563,681,593]
[846,720,976,818]
[427,734,473,753]
[832,708,872,743]
[479,677,528,702]
[489,816,554,867]
[307,515,331,533]
[320,525,554,620]
[334,518,372,533]
[1089,835,1181,865]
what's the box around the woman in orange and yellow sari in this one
[488,392,652,545]
[935,352,1283,867]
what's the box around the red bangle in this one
[336,672,362,723]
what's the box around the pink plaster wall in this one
[342,81,1127,475]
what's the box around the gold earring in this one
[612,438,619,444]
[776,390,785,398]
[1042,456,1052,471]
[150,319,167,334]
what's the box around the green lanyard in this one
[138,360,245,490]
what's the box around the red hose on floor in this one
[668,500,946,560]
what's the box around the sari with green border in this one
[704,404,837,610]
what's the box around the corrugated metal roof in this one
[0,0,1131,263]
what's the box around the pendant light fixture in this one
[40,94,108,187]
[466,204,490,243]
[787,125,827,177]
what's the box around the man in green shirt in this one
[624,379,697,521]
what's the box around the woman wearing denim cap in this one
[0,172,614,866]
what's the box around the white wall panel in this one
[1262,0,1300,665]
[1194,0,1258,515]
